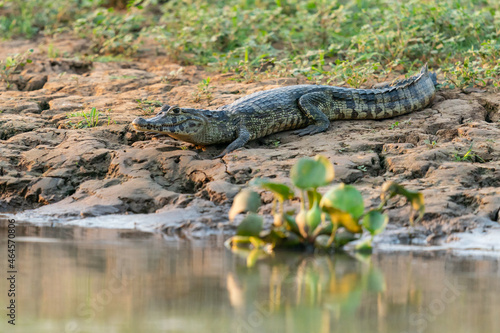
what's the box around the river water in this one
[0,224,499,333]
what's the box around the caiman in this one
[132,65,436,157]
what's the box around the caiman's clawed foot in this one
[293,124,329,136]
[214,152,226,159]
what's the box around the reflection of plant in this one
[228,253,385,327]
[226,155,424,265]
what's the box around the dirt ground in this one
[1,36,499,246]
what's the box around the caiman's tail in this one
[429,71,438,86]
[374,64,436,118]
[375,64,437,89]
[333,64,436,120]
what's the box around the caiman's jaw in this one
[132,106,207,143]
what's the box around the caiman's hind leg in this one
[293,92,331,136]
[215,126,251,158]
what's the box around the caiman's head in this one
[132,105,208,144]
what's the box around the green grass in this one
[192,77,213,103]
[136,99,162,116]
[1,0,499,88]
[66,107,115,129]
[453,142,485,163]
[0,49,33,89]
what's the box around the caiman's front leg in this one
[215,126,251,158]
[294,92,331,136]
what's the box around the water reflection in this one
[228,253,386,332]
[0,224,499,333]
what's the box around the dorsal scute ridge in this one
[365,64,428,92]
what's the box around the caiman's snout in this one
[131,107,206,139]
[132,117,149,132]
[132,117,146,127]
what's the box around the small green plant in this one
[453,143,485,163]
[110,75,138,80]
[357,165,368,172]
[0,49,33,89]
[424,139,437,149]
[389,121,399,130]
[226,155,424,264]
[46,43,60,58]
[267,139,281,147]
[67,107,115,128]
[136,99,162,116]
[329,60,382,88]
[193,77,212,103]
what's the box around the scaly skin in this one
[132,65,436,157]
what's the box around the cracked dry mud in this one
[1,38,499,246]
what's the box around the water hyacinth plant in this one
[226,155,424,264]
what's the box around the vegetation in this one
[0,49,33,89]
[226,155,424,266]
[424,139,437,149]
[192,77,213,103]
[453,142,485,162]
[0,0,499,89]
[136,98,163,116]
[66,107,115,128]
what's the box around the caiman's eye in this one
[171,108,181,114]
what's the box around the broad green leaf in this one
[381,181,425,223]
[362,210,389,236]
[290,157,326,189]
[236,213,263,237]
[321,183,365,220]
[328,209,362,233]
[315,155,335,184]
[410,192,425,223]
[263,182,294,202]
[250,178,294,202]
[229,189,261,221]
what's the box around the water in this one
[1,224,499,333]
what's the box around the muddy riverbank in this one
[1,37,499,249]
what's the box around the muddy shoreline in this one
[1,37,499,249]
